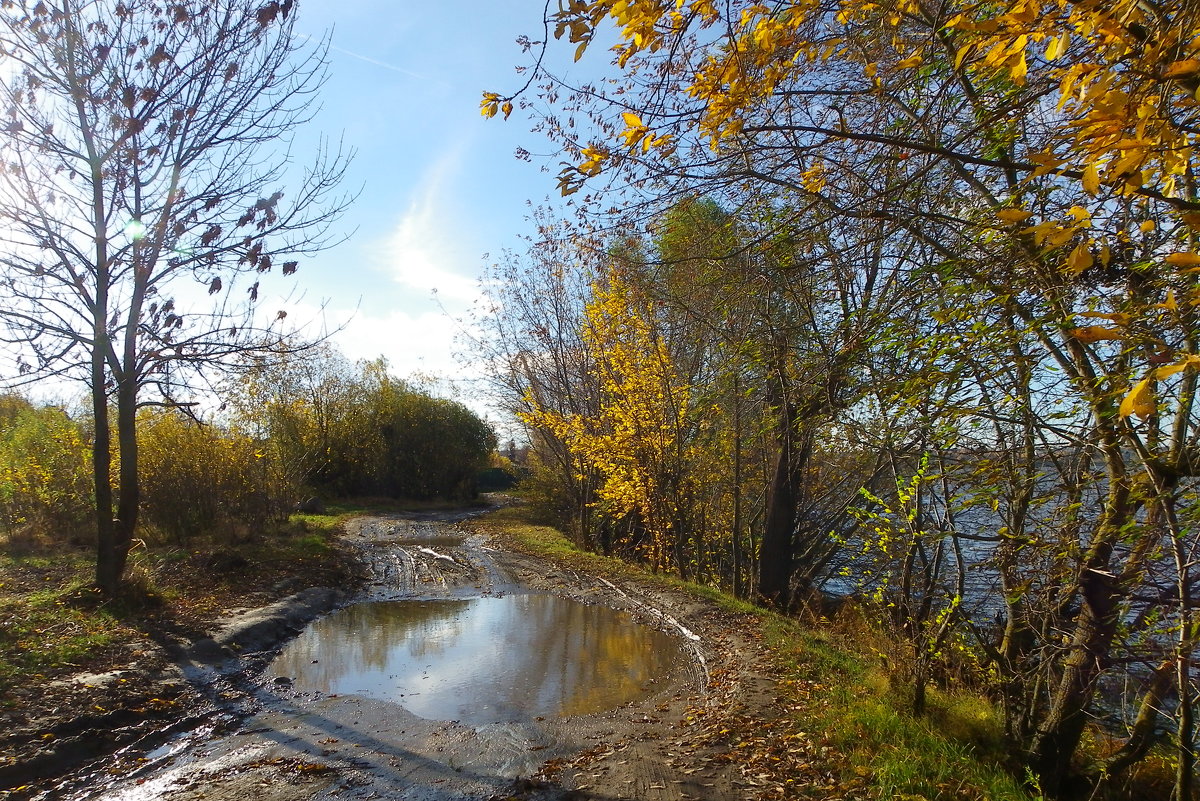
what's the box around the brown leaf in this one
[256,2,279,26]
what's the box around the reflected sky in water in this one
[270,595,685,724]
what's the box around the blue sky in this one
[281,1,589,403]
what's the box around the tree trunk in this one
[88,135,118,594]
[108,368,141,590]
[92,352,118,594]
[1028,545,1119,795]
[731,372,744,598]
[757,401,807,609]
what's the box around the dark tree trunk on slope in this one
[1028,463,1131,795]
[1028,565,1119,796]
[92,316,119,594]
[757,400,808,610]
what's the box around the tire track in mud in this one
[42,507,745,801]
[345,514,517,599]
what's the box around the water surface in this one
[270,595,686,723]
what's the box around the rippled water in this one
[270,595,686,724]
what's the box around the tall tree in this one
[0,0,351,594]
[489,0,1200,792]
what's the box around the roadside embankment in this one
[471,505,1042,801]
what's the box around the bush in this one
[138,409,297,544]
[237,352,497,501]
[0,398,92,543]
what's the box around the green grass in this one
[486,503,1037,801]
[485,505,763,616]
[0,505,361,695]
[0,582,123,691]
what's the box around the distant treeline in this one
[0,346,495,546]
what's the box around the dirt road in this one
[30,509,781,801]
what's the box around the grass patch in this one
[484,505,762,616]
[0,572,128,693]
[0,504,362,695]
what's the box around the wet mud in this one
[16,505,783,801]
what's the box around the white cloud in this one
[330,304,499,422]
[374,146,482,307]
[335,306,468,379]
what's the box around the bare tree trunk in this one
[1028,537,1120,794]
[1103,660,1173,779]
[92,332,117,594]
[110,367,141,591]
[732,370,744,599]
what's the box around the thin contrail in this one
[328,43,429,80]
[296,32,428,80]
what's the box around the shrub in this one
[0,398,92,543]
[138,409,296,544]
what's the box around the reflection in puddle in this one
[270,596,685,724]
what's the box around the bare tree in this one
[0,0,352,594]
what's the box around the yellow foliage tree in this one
[0,402,92,540]
[522,267,696,574]
[488,0,1199,404]
[486,0,1200,790]
[513,0,1196,208]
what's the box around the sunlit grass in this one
[0,575,124,693]
[0,506,358,694]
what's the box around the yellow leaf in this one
[501,101,513,119]
[1153,362,1188,380]
[1082,163,1100,195]
[1010,50,1028,85]
[1065,242,1094,275]
[1071,325,1126,343]
[1165,252,1200,267]
[1042,226,1075,250]
[1139,220,1156,233]
[1120,377,1155,419]
[897,54,924,69]
[1044,32,1069,62]
[622,112,644,128]
[1163,59,1200,79]
[1076,311,1129,326]
[1028,150,1065,177]
[1157,289,1178,312]
[996,208,1033,224]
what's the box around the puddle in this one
[270,595,687,724]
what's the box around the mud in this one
[18,506,779,801]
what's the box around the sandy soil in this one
[7,508,788,801]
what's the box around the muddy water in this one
[270,594,686,724]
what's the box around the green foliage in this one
[236,349,496,501]
[0,396,92,543]
[476,466,519,492]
